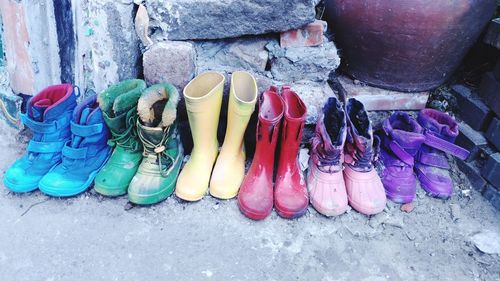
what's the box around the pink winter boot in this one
[307,97,348,216]
[343,98,386,215]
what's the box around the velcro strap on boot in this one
[62,145,88,159]
[388,140,414,166]
[21,113,68,134]
[424,132,470,160]
[417,152,450,169]
[27,140,65,153]
[70,121,103,137]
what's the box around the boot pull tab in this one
[282,119,288,140]
[269,122,280,144]
[296,122,304,141]
[74,86,81,98]
[256,121,262,141]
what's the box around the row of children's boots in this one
[4,81,183,205]
[4,72,469,219]
[305,98,470,218]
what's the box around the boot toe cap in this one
[417,169,453,198]
[4,164,41,192]
[274,189,309,219]
[345,169,387,215]
[39,171,86,197]
[382,169,417,203]
[237,194,273,220]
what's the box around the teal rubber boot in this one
[3,84,77,192]
[39,95,112,197]
[128,84,183,205]
[94,79,147,196]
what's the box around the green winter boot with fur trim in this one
[94,79,147,196]
[128,84,183,204]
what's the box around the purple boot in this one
[415,109,469,198]
[380,112,425,203]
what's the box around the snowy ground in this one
[0,122,499,281]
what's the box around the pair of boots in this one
[175,71,258,201]
[4,84,111,197]
[94,80,183,205]
[380,109,470,203]
[307,97,387,216]
[238,86,308,220]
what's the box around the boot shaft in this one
[61,94,111,168]
[381,112,425,157]
[345,98,376,172]
[418,109,459,142]
[222,71,257,152]
[98,79,146,152]
[252,87,284,167]
[22,84,77,160]
[183,72,224,155]
[276,86,307,174]
[70,95,109,148]
[311,97,346,173]
[137,83,181,169]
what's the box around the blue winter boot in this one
[3,84,77,192]
[39,95,112,197]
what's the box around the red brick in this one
[280,20,325,48]
[337,76,429,111]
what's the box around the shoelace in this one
[138,126,174,177]
[107,115,140,152]
[347,135,380,170]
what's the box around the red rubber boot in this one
[274,86,308,219]
[237,87,284,220]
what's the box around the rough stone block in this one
[481,153,500,188]
[266,40,340,82]
[456,160,487,193]
[486,117,500,151]
[484,18,500,50]
[337,76,429,111]
[478,72,500,117]
[280,20,325,48]
[482,185,500,211]
[0,89,22,129]
[73,0,141,93]
[452,84,492,131]
[146,0,319,40]
[195,37,271,75]
[143,41,195,90]
[291,82,337,124]
[455,122,488,162]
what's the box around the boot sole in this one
[417,173,452,199]
[275,205,308,220]
[385,191,415,204]
[348,199,385,216]
[310,201,347,217]
[175,189,206,202]
[209,189,238,200]
[3,178,38,193]
[237,198,272,220]
[128,183,175,205]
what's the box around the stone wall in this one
[0,0,340,129]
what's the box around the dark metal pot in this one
[325,0,496,92]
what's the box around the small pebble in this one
[401,203,414,213]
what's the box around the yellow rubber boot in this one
[175,72,224,201]
[210,71,257,199]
